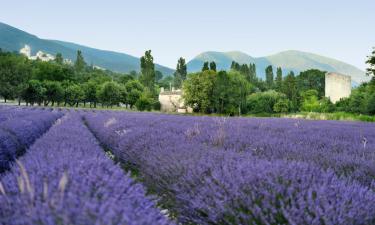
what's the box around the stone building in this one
[20,45,55,62]
[325,72,351,103]
[158,88,192,113]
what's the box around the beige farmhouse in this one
[158,88,192,113]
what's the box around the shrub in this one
[273,98,290,113]
[135,95,153,111]
[247,90,286,113]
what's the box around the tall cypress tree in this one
[265,65,274,88]
[282,71,298,111]
[209,61,217,71]
[174,57,187,88]
[139,50,155,91]
[74,50,86,72]
[55,53,63,65]
[202,62,209,71]
[366,47,375,77]
[275,67,283,91]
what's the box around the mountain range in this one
[0,22,369,84]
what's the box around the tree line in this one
[182,48,375,115]
[1,47,374,115]
[0,49,178,111]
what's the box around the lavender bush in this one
[0,109,62,172]
[0,113,173,225]
[84,112,375,224]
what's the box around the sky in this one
[1,0,374,70]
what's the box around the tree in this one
[82,81,99,107]
[202,62,209,71]
[183,70,216,113]
[0,52,31,102]
[366,47,375,77]
[155,71,163,82]
[64,84,84,107]
[42,81,63,106]
[273,99,290,113]
[174,57,187,88]
[125,80,144,108]
[297,69,325,98]
[265,65,274,88]
[210,61,217,72]
[74,50,87,72]
[32,61,75,82]
[22,80,46,106]
[282,71,298,111]
[97,81,122,107]
[139,50,155,92]
[366,92,375,115]
[249,63,257,82]
[300,89,320,112]
[275,67,283,91]
[55,53,64,65]
[135,95,153,111]
[247,90,287,114]
[231,61,241,71]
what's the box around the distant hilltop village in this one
[19,45,72,64]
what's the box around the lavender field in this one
[1,106,375,225]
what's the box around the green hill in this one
[187,50,369,84]
[0,22,174,75]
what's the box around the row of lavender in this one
[0,113,173,225]
[84,111,375,224]
[0,107,63,172]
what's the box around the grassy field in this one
[282,111,375,122]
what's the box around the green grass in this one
[282,112,375,122]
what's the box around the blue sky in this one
[1,0,374,70]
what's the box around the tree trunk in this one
[18,98,21,106]
[4,98,6,103]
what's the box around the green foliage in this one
[215,71,253,115]
[64,84,84,107]
[366,47,375,77]
[97,81,122,107]
[155,71,163,82]
[247,90,287,114]
[158,76,174,89]
[273,99,290,113]
[82,81,99,107]
[173,57,187,88]
[297,69,325,98]
[32,61,75,82]
[55,53,64,65]
[202,62,209,71]
[22,80,46,105]
[300,89,320,112]
[125,80,144,108]
[183,70,216,113]
[74,50,87,72]
[42,81,64,106]
[135,95,153,111]
[318,97,335,113]
[209,62,217,72]
[139,50,155,91]
[282,71,298,111]
[0,52,31,102]
[275,67,283,92]
[265,65,274,89]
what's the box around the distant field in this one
[1,105,375,224]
